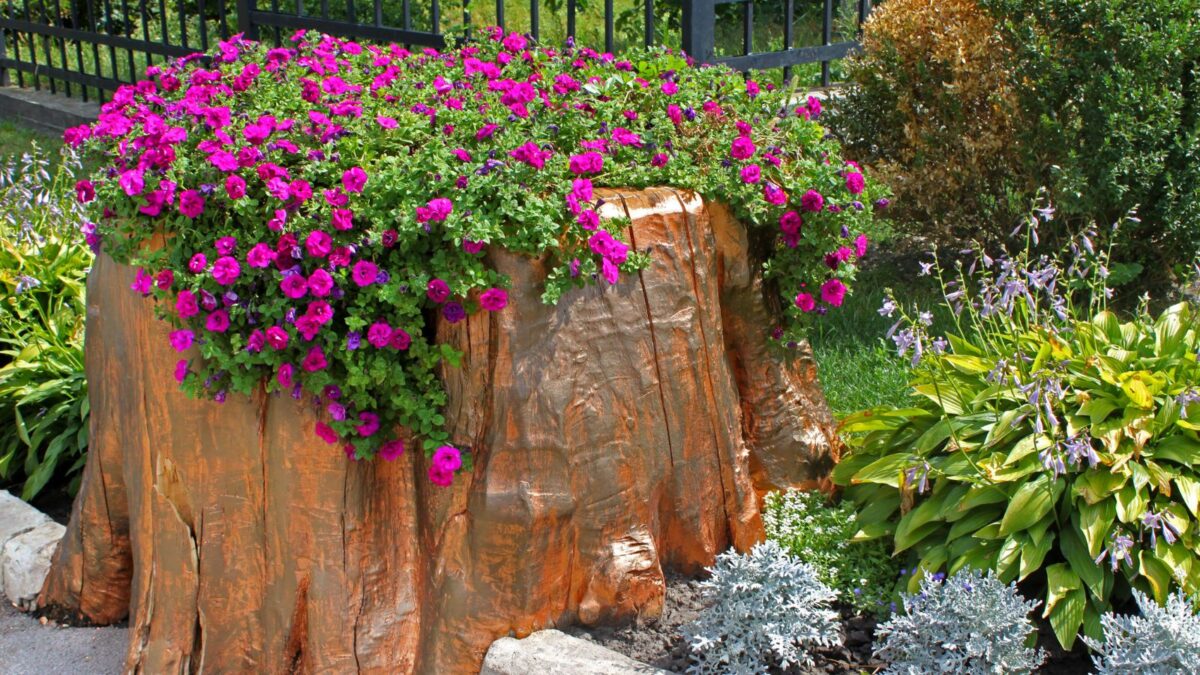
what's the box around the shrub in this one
[682,540,842,674]
[833,204,1200,648]
[981,0,1200,275]
[1086,589,1200,674]
[874,568,1044,674]
[763,488,897,614]
[68,30,881,484]
[829,0,1024,239]
[0,146,92,500]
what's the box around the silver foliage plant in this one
[874,568,1044,674]
[1085,589,1200,674]
[683,540,842,674]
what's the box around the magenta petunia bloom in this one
[225,174,246,199]
[265,325,289,350]
[307,300,334,325]
[246,242,276,268]
[130,268,153,295]
[176,290,199,319]
[367,322,392,348]
[568,151,604,175]
[378,439,405,461]
[741,164,762,184]
[305,230,332,259]
[820,278,847,307]
[779,211,803,235]
[351,260,378,287]
[280,274,308,299]
[314,421,338,445]
[388,328,411,350]
[331,208,354,231]
[428,465,454,487]
[416,198,453,223]
[356,412,380,437]
[854,234,869,257]
[480,288,508,311]
[211,256,241,285]
[845,171,865,195]
[169,329,194,352]
[376,115,398,129]
[119,170,144,196]
[432,445,463,473]
[302,346,328,372]
[426,278,450,303]
[277,363,294,389]
[801,189,824,212]
[442,302,466,324]
[155,270,174,290]
[247,329,265,353]
[730,136,756,160]
[206,309,230,332]
[308,268,334,297]
[651,153,669,167]
[179,190,205,218]
[794,292,817,312]
[763,183,788,206]
[188,253,208,274]
[174,359,189,383]
[75,180,95,203]
[342,166,368,193]
[295,315,322,341]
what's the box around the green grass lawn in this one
[0,120,60,160]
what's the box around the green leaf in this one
[850,454,909,488]
[1078,500,1116,558]
[1047,587,1086,649]
[1043,563,1081,615]
[1060,526,1106,601]
[1176,476,1200,518]
[1138,551,1172,605]
[1115,484,1147,524]
[999,476,1055,536]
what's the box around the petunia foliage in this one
[67,29,880,485]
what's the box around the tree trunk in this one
[39,188,839,674]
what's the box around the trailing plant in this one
[0,146,92,500]
[67,30,880,484]
[763,488,897,614]
[874,568,1044,674]
[833,203,1200,648]
[1086,589,1200,674]
[682,540,842,674]
[829,0,1024,239]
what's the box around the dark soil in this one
[567,574,1093,674]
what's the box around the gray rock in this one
[0,491,52,601]
[2,521,65,609]
[482,629,673,675]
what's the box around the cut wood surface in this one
[40,187,840,673]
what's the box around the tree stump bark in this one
[39,188,839,674]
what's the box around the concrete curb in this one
[0,490,65,610]
[0,87,100,137]
[482,629,673,674]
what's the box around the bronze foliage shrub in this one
[829,0,1026,240]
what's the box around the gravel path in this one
[0,603,126,674]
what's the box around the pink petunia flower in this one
[205,309,230,333]
[820,278,846,307]
[794,292,817,312]
[211,256,241,285]
[176,290,199,319]
[351,260,378,287]
[426,278,450,303]
[265,325,289,350]
[379,439,405,461]
[179,190,205,218]
[356,412,380,437]
[479,288,508,311]
[302,346,328,372]
[342,167,368,193]
[169,329,194,352]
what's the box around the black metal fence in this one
[0,0,873,103]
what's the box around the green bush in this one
[763,489,897,615]
[0,146,91,500]
[981,0,1200,276]
[833,206,1200,649]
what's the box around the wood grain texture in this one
[40,188,839,674]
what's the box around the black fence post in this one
[681,0,715,64]
[0,29,9,87]
[236,0,260,40]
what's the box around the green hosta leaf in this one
[1115,484,1148,524]
[1078,500,1116,558]
[941,354,993,374]
[1060,526,1106,601]
[839,407,932,433]
[999,475,1056,536]
[894,498,945,553]
[1046,587,1085,649]
[1149,435,1199,466]
[1137,550,1172,605]
[946,505,1003,541]
[913,383,966,415]
[1043,563,1082,616]
[1176,475,1200,517]
[996,535,1022,582]
[1073,469,1128,505]
[850,454,910,487]
[1020,532,1055,580]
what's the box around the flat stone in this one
[0,490,52,600]
[2,521,66,608]
[481,629,672,675]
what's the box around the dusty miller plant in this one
[874,568,1044,674]
[682,540,841,674]
[1085,589,1200,674]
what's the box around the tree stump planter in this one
[40,188,839,674]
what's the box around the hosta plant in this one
[1086,589,1200,674]
[0,146,92,500]
[763,488,897,614]
[874,568,1044,674]
[833,205,1200,648]
[683,540,842,674]
[68,30,881,484]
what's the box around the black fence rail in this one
[0,0,873,103]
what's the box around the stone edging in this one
[482,629,673,675]
[0,490,65,610]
